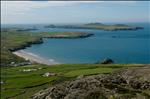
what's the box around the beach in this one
[13,50,59,65]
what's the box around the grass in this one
[1,64,143,99]
[64,67,115,77]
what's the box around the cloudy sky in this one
[1,1,150,24]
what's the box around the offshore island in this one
[1,24,150,99]
[44,23,143,31]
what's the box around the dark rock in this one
[96,58,114,64]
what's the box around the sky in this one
[1,1,150,24]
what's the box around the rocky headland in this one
[8,32,93,52]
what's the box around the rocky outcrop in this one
[96,58,114,64]
[32,66,150,99]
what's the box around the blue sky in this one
[1,1,150,24]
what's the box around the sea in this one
[2,23,150,64]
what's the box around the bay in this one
[3,23,150,64]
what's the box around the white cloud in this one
[1,1,136,15]
[1,1,137,24]
[1,1,69,15]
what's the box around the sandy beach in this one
[13,50,59,65]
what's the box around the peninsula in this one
[1,28,93,66]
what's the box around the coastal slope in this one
[1,64,149,99]
[33,65,150,99]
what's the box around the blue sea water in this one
[2,23,150,64]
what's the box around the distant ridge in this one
[84,22,105,26]
[113,24,129,26]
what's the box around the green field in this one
[1,64,144,99]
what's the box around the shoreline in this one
[6,32,93,66]
[13,50,59,65]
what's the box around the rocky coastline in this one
[7,32,93,66]
[9,38,43,52]
[9,33,93,52]
[43,33,94,39]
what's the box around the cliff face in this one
[33,66,150,99]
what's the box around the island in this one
[1,27,38,32]
[16,28,38,32]
[44,23,143,31]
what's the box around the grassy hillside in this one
[32,65,150,99]
[1,29,39,66]
[1,64,144,99]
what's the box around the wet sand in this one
[13,50,59,65]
